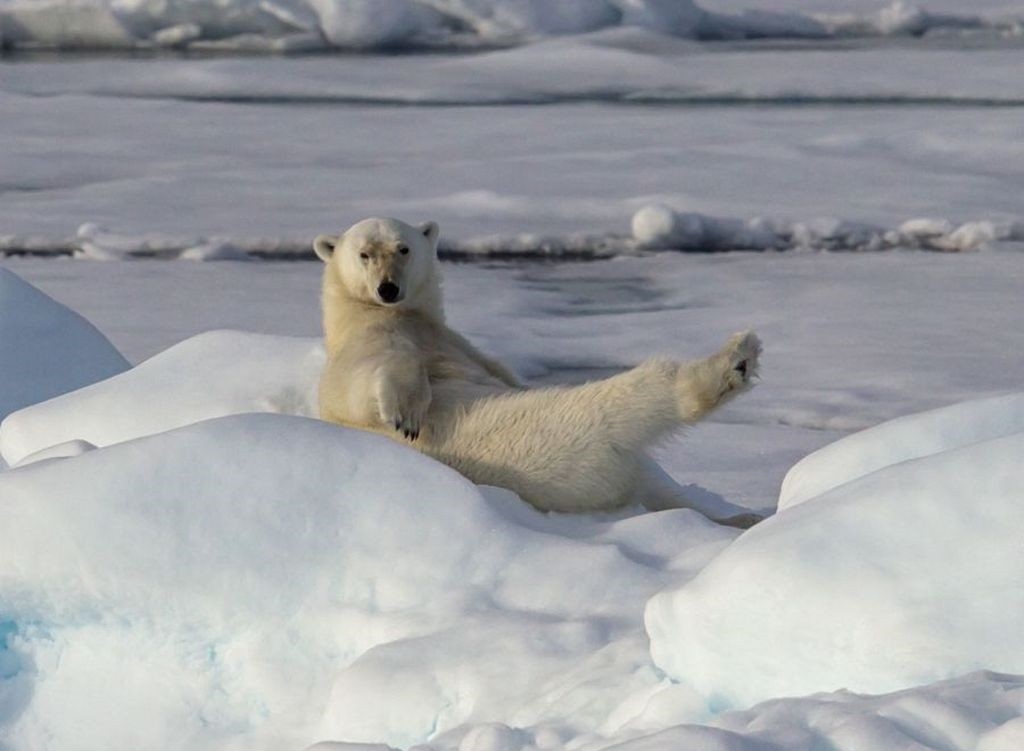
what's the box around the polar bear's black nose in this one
[377,281,400,303]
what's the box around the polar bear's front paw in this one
[383,406,425,441]
[378,389,429,442]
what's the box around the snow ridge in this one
[630,205,1024,253]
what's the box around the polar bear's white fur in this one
[315,217,762,526]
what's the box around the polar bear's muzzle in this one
[377,280,402,304]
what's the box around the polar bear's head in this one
[314,217,440,309]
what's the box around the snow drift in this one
[0,412,717,750]
[0,329,324,465]
[779,391,1024,510]
[647,397,1024,709]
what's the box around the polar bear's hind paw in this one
[722,330,761,393]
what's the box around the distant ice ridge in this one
[3,209,1022,261]
[0,0,1020,51]
[630,205,1024,253]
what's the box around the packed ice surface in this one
[1,0,1020,51]
[0,268,128,422]
[1,254,1024,750]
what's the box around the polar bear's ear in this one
[313,234,339,263]
[419,221,440,249]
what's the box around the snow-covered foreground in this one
[1,250,1023,751]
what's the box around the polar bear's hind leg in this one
[426,331,761,513]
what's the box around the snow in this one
[4,248,1022,508]
[6,398,1020,750]
[0,329,324,465]
[0,268,128,422]
[3,4,1024,748]
[632,204,1024,252]
[0,409,726,751]
[1,248,1023,751]
[11,438,97,468]
[647,427,1024,708]
[779,392,1024,510]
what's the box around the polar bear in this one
[315,217,762,526]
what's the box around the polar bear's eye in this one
[397,245,409,255]
[359,252,369,262]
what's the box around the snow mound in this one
[0,268,128,422]
[0,329,324,466]
[631,205,780,252]
[780,392,1024,510]
[646,397,1024,709]
[0,413,714,750]
[631,205,1024,252]
[0,0,1015,52]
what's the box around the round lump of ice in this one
[631,205,704,249]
